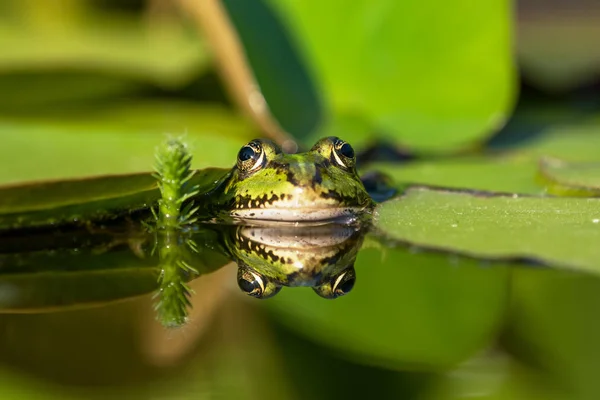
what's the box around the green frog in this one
[205,136,375,223]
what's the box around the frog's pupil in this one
[238,146,256,162]
[339,143,354,159]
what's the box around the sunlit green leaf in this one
[221,0,322,140]
[234,0,516,151]
[538,157,600,196]
[374,187,600,273]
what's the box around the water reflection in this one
[0,218,369,326]
[0,220,597,399]
[223,223,364,299]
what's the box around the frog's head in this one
[217,137,373,222]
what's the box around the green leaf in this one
[374,187,600,273]
[361,109,600,195]
[232,0,516,151]
[266,244,509,368]
[0,168,227,230]
[0,101,254,185]
[221,0,322,139]
[538,157,600,196]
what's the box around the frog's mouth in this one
[230,205,368,222]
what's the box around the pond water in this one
[0,217,596,399]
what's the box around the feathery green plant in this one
[151,137,200,328]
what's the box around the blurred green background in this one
[2,0,600,399]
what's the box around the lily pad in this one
[0,168,227,230]
[227,0,515,151]
[266,244,509,368]
[374,187,600,273]
[538,157,600,196]
[362,108,600,195]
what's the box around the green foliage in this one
[374,187,600,274]
[226,0,516,151]
[153,138,199,229]
[539,157,600,196]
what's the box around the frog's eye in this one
[332,138,356,170]
[237,266,281,299]
[237,140,265,173]
[313,267,356,299]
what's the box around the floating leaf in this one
[374,187,600,273]
[538,157,600,196]
[0,168,227,230]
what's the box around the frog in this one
[204,136,376,223]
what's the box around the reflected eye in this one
[237,140,265,173]
[313,267,356,299]
[238,272,263,297]
[334,271,355,295]
[237,265,281,299]
[332,138,356,169]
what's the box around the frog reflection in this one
[218,223,366,299]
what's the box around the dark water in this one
[0,220,597,400]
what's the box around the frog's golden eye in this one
[313,267,356,299]
[237,265,281,299]
[237,140,265,173]
[327,137,356,170]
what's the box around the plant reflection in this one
[0,218,369,327]
[154,221,368,326]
